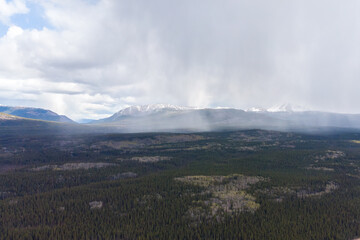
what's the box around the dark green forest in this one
[1,129,360,239]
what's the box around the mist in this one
[0,0,359,120]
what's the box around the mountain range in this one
[0,106,74,123]
[1,104,360,134]
[89,104,360,133]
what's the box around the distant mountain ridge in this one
[2,103,360,134]
[110,104,194,116]
[0,106,74,123]
[93,104,196,123]
[91,104,360,133]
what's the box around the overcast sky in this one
[0,0,359,120]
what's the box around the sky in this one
[0,0,359,121]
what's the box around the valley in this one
[1,0,358,238]
[1,128,360,239]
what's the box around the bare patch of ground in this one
[306,166,335,171]
[281,144,296,148]
[183,143,221,151]
[131,156,171,163]
[160,143,221,152]
[0,153,13,158]
[258,182,339,202]
[0,146,25,155]
[175,174,266,221]
[347,173,360,179]
[89,201,103,209]
[31,162,117,171]
[8,199,18,205]
[297,182,339,198]
[237,146,258,151]
[315,150,345,161]
[118,156,171,163]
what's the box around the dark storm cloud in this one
[0,0,359,119]
[105,0,360,111]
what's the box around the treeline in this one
[1,172,360,239]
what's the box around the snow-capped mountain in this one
[91,103,360,133]
[246,104,310,113]
[105,104,194,119]
[266,104,310,112]
[107,103,310,120]
[118,104,193,115]
[92,104,196,123]
[2,103,360,134]
[245,107,267,112]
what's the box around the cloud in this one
[0,0,28,25]
[0,0,359,120]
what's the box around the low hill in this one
[0,106,74,123]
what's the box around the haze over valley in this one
[0,0,360,239]
[2,103,360,134]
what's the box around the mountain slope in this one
[90,105,289,132]
[94,104,195,123]
[0,106,74,123]
[0,112,22,120]
[0,112,106,136]
[91,104,360,133]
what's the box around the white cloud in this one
[0,0,359,120]
[0,0,28,25]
